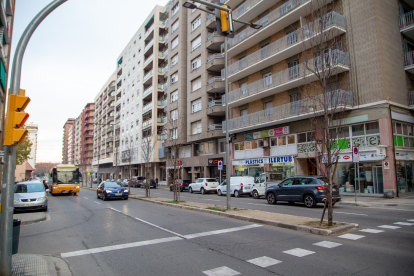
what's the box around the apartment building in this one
[74,115,82,165]
[26,123,38,169]
[81,103,94,176]
[92,72,117,180]
[62,118,75,163]
[68,124,74,164]
[114,5,172,180]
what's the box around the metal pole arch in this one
[0,1,67,275]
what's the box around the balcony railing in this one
[226,50,350,104]
[225,12,346,77]
[400,10,414,30]
[207,32,221,41]
[157,116,167,123]
[223,90,354,132]
[159,34,169,42]
[144,39,154,52]
[163,99,168,107]
[409,91,414,106]
[207,100,222,108]
[232,0,262,19]
[143,119,153,128]
[143,86,153,98]
[158,66,168,74]
[208,124,222,131]
[206,13,214,21]
[157,134,167,140]
[207,77,223,85]
[116,98,121,106]
[158,49,168,58]
[403,51,414,68]
[207,54,224,63]
[143,102,152,113]
[144,53,154,66]
[143,70,153,82]
[145,24,154,37]
[227,0,307,49]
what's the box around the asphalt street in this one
[17,188,414,275]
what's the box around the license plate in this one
[115,193,123,196]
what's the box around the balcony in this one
[145,24,154,38]
[207,101,225,116]
[400,10,414,40]
[226,50,350,108]
[108,95,115,104]
[163,99,168,107]
[226,0,333,57]
[158,147,168,158]
[117,74,122,84]
[106,137,114,143]
[157,116,167,123]
[107,115,114,123]
[232,0,279,31]
[208,124,223,131]
[403,51,414,74]
[225,12,346,83]
[143,119,153,128]
[143,86,153,98]
[144,39,154,53]
[143,70,154,83]
[224,90,354,134]
[158,49,168,58]
[144,53,154,67]
[206,54,225,72]
[409,91,414,108]
[105,127,113,134]
[158,66,168,75]
[159,34,169,43]
[206,33,224,51]
[106,147,114,153]
[143,102,152,113]
[206,13,216,29]
[158,83,168,90]
[157,134,167,140]
[206,77,225,93]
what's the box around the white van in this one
[251,172,285,199]
[217,176,255,197]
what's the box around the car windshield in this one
[55,169,79,184]
[14,183,45,193]
[104,182,122,188]
[206,179,217,182]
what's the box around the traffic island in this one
[129,194,358,236]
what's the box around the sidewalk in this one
[12,254,71,276]
[339,194,414,209]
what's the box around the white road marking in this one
[359,229,384,234]
[184,224,262,239]
[378,225,401,229]
[394,222,414,226]
[93,201,101,205]
[408,219,414,222]
[133,217,186,238]
[61,237,182,258]
[283,248,315,257]
[247,256,282,267]
[204,199,221,202]
[334,211,368,216]
[84,197,88,199]
[313,241,342,248]
[203,266,240,276]
[338,233,365,240]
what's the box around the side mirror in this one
[46,189,50,192]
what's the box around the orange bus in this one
[49,164,81,195]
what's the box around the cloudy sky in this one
[10,0,169,162]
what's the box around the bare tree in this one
[141,130,155,197]
[163,111,183,202]
[299,0,351,226]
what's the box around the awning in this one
[145,15,154,28]
[118,57,123,64]
[97,167,116,174]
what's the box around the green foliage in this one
[16,136,32,165]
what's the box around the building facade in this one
[62,118,75,164]
[26,123,38,170]
[80,103,94,178]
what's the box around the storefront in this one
[395,150,414,194]
[232,156,295,181]
[208,158,224,180]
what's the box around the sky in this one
[10,0,170,163]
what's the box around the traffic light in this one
[215,5,234,38]
[3,89,30,146]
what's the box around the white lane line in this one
[408,219,414,222]
[283,248,315,257]
[334,211,368,216]
[359,229,384,234]
[203,266,240,276]
[378,225,401,229]
[204,199,221,202]
[313,241,342,248]
[94,201,101,205]
[184,224,262,239]
[133,217,186,238]
[247,256,282,268]
[394,222,414,226]
[61,237,182,258]
[84,197,89,199]
[338,233,365,240]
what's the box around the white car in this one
[188,178,219,194]
[217,176,255,197]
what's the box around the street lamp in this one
[183,0,261,210]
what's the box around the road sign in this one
[353,147,359,163]
[218,161,223,171]
[177,160,182,166]
[383,161,390,169]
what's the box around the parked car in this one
[93,178,101,184]
[96,181,129,201]
[217,176,255,197]
[265,176,341,208]
[141,179,157,189]
[14,181,49,212]
[169,179,191,192]
[133,176,145,188]
[251,172,285,199]
[188,178,219,194]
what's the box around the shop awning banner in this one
[245,126,290,141]
[233,156,293,166]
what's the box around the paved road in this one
[18,188,414,275]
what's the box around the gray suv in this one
[265,176,341,208]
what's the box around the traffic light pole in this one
[225,36,231,211]
[0,1,67,275]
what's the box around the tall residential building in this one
[81,103,94,175]
[68,124,74,164]
[114,5,170,180]
[74,115,82,165]
[26,123,38,169]
[92,72,117,180]
[62,118,75,164]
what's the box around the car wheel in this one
[73,193,77,196]
[103,194,107,201]
[248,193,253,197]
[218,190,222,196]
[266,193,277,205]
[189,187,193,193]
[234,190,240,197]
[124,197,128,200]
[252,190,260,199]
[43,206,48,211]
[97,193,99,199]
[288,201,294,205]
[304,194,316,208]
[201,188,205,195]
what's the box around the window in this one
[240,82,248,95]
[172,19,179,32]
[286,29,297,46]
[172,3,179,16]
[171,54,178,67]
[191,77,202,91]
[191,36,201,51]
[288,60,299,79]
[171,90,178,102]
[171,129,178,139]
[192,99,202,113]
[171,109,178,121]
[191,120,202,135]
[172,36,179,49]
[290,92,301,102]
[171,72,178,84]
[241,108,248,121]
[219,139,225,153]
[264,101,273,116]
[192,17,201,31]
[263,72,272,86]
[192,56,201,70]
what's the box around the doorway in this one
[372,166,384,194]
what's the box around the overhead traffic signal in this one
[4,89,30,146]
[215,5,234,38]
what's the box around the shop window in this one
[297,133,307,143]
[271,138,277,146]
[252,140,258,149]
[235,143,240,151]
[287,135,295,144]
[219,140,226,153]
[240,142,245,150]
[352,124,365,137]
[365,122,379,135]
[245,141,251,150]
[278,136,286,146]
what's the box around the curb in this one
[130,195,357,236]
[19,214,47,226]
[338,202,370,207]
